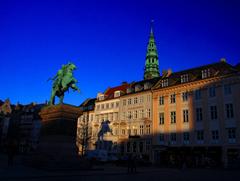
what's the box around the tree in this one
[76,113,91,156]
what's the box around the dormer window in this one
[201,69,211,79]
[161,79,168,87]
[126,88,132,94]
[97,93,105,101]
[144,82,151,90]
[114,91,121,98]
[181,74,189,83]
[98,95,104,101]
[135,84,142,92]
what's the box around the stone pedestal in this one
[29,104,83,169]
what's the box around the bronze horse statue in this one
[49,63,80,105]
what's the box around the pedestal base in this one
[30,104,83,169]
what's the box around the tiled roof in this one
[103,83,130,100]
[153,61,238,89]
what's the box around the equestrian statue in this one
[48,62,80,105]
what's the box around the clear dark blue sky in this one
[0,0,240,106]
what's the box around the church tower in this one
[144,21,160,79]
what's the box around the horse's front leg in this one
[49,90,55,105]
[59,94,64,104]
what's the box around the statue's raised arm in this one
[49,62,80,105]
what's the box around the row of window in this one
[125,140,151,153]
[122,109,151,120]
[159,104,234,125]
[122,95,151,106]
[159,84,232,105]
[162,69,212,88]
[159,128,236,143]
[95,113,119,122]
[93,124,151,137]
[96,102,119,110]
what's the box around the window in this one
[127,111,132,119]
[183,132,190,143]
[106,103,109,109]
[196,108,203,122]
[111,102,114,108]
[126,142,131,152]
[162,79,168,87]
[147,109,151,118]
[183,109,189,122]
[170,111,176,124]
[140,125,144,135]
[197,130,204,141]
[181,74,189,83]
[134,97,138,104]
[159,96,164,105]
[133,129,138,135]
[128,99,132,105]
[210,106,218,120]
[146,125,151,135]
[132,142,137,152]
[159,113,164,125]
[114,91,120,98]
[228,128,236,143]
[209,87,216,97]
[170,93,176,103]
[97,105,100,110]
[201,69,211,79]
[170,133,177,142]
[147,95,151,102]
[123,99,126,106]
[146,140,151,151]
[116,102,119,108]
[211,130,219,141]
[140,109,144,118]
[195,89,201,100]
[224,84,232,95]
[98,95,105,101]
[159,134,164,142]
[182,92,188,102]
[134,110,138,119]
[128,129,131,135]
[101,104,104,109]
[226,103,234,119]
[139,96,144,103]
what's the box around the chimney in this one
[162,69,172,77]
[167,69,172,77]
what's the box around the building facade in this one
[152,60,240,167]
[76,98,96,155]
[91,83,129,152]
[76,23,240,167]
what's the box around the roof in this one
[153,61,238,90]
[103,83,130,100]
[235,63,240,71]
[79,98,96,111]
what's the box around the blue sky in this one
[0,0,239,106]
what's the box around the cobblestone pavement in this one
[0,154,239,181]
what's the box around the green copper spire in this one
[144,20,160,79]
